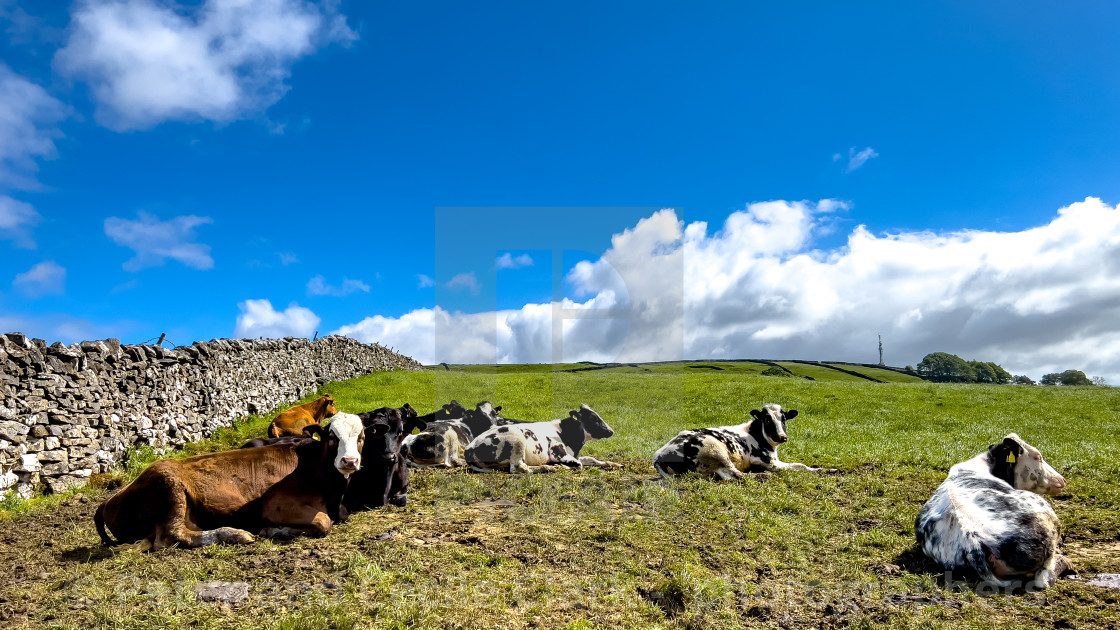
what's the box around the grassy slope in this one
[824,363,927,384]
[2,368,1119,629]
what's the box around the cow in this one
[652,403,817,479]
[403,401,501,468]
[94,413,365,550]
[267,394,338,438]
[342,406,427,511]
[915,433,1070,590]
[464,404,620,473]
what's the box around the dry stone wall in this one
[0,333,422,498]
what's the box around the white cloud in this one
[0,64,66,190]
[104,210,214,271]
[0,195,40,248]
[496,253,534,269]
[446,272,481,294]
[307,274,370,297]
[234,298,319,338]
[332,197,1120,382]
[844,146,879,172]
[54,0,356,131]
[12,261,65,297]
[278,252,299,265]
[417,274,435,288]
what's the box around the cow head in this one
[750,404,797,445]
[324,412,364,477]
[359,407,428,461]
[566,404,614,441]
[988,433,1066,495]
[320,394,339,417]
[435,400,470,421]
[462,401,500,436]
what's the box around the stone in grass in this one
[194,581,250,605]
[1087,574,1120,590]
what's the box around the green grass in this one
[2,366,1119,629]
[824,363,926,383]
[771,361,867,382]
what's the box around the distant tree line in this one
[916,353,1105,386]
[916,352,1012,383]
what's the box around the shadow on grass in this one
[59,545,115,564]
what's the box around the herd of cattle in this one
[94,396,1071,590]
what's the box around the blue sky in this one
[4,1,1120,380]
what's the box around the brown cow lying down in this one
[95,413,365,550]
[268,394,338,438]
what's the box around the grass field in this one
[2,365,1119,629]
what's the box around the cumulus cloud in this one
[104,210,214,270]
[234,298,319,338]
[496,253,534,269]
[12,261,65,297]
[0,195,40,248]
[306,274,370,297]
[0,64,66,190]
[417,274,435,288]
[54,0,356,131]
[333,294,630,366]
[332,197,1120,381]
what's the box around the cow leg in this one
[579,455,622,469]
[154,522,254,550]
[1029,552,1067,590]
[772,460,817,472]
[154,478,254,549]
[713,466,745,480]
[261,513,332,539]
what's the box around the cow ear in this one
[560,414,581,433]
[750,409,762,419]
[400,404,418,419]
[405,417,427,434]
[784,410,798,421]
[988,438,1021,485]
[303,425,326,441]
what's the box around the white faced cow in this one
[653,403,817,479]
[465,404,620,473]
[915,433,1069,590]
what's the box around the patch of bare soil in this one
[0,492,108,625]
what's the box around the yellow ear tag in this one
[1006,454,1016,463]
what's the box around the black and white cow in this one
[653,403,817,479]
[341,406,427,511]
[915,433,1069,590]
[464,404,621,473]
[402,401,500,467]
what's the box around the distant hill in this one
[431,359,926,383]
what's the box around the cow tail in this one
[94,502,116,546]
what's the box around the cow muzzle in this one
[777,434,788,443]
[337,456,360,474]
[1047,473,1068,495]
